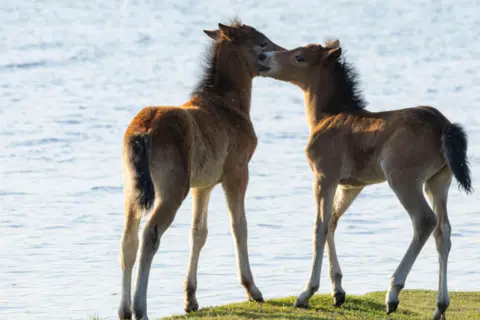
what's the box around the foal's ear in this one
[325,39,340,49]
[203,29,219,40]
[218,23,243,41]
[322,47,342,62]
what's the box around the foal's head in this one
[203,20,286,79]
[258,40,366,113]
[258,40,342,89]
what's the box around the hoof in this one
[386,301,399,315]
[247,285,264,303]
[294,292,310,309]
[333,291,346,307]
[184,300,199,313]
[250,296,265,303]
[433,302,448,320]
[294,300,309,308]
[433,310,445,320]
[132,308,148,320]
[118,309,132,320]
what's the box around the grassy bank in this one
[162,290,479,320]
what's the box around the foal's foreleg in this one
[295,176,337,308]
[184,186,214,313]
[222,166,263,302]
[425,166,453,320]
[327,186,363,306]
[385,179,437,315]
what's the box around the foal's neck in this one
[214,47,253,115]
[303,81,336,131]
[303,69,365,130]
[303,63,364,130]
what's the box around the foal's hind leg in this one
[118,202,142,320]
[184,186,214,313]
[132,169,190,320]
[425,166,452,320]
[327,186,363,307]
[132,193,187,319]
[385,177,437,314]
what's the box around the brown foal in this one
[258,40,472,320]
[118,20,285,320]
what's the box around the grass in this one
[160,290,480,320]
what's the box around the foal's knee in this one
[231,218,247,239]
[192,227,208,247]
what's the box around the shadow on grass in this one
[266,294,420,319]
[343,297,418,316]
[198,310,330,320]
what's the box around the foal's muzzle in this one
[257,53,271,73]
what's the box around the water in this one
[1,1,479,319]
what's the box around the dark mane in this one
[325,58,367,113]
[190,41,219,98]
[190,19,243,104]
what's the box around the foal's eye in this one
[260,42,268,48]
[295,55,305,62]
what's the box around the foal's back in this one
[307,105,452,186]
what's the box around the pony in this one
[257,40,472,320]
[118,20,285,320]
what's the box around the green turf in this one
[160,290,480,320]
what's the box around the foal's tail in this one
[125,134,155,211]
[441,123,472,194]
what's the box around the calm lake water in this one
[1,1,479,319]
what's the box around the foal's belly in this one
[190,155,226,188]
[339,162,386,188]
[339,176,386,188]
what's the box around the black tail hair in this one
[127,134,155,210]
[441,123,473,194]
